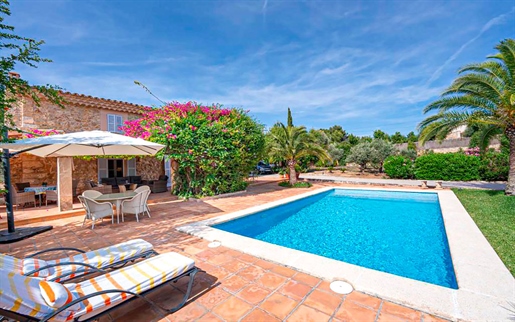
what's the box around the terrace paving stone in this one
[279,280,313,301]
[256,272,288,290]
[334,299,378,322]
[303,289,342,316]
[212,296,253,321]
[241,308,282,322]
[345,291,382,310]
[259,293,299,320]
[3,180,451,322]
[287,304,332,321]
[221,274,249,293]
[220,258,249,273]
[292,272,321,287]
[236,285,270,305]
[195,312,224,321]
[380,301,423,321]
[237,265,266,282]
[195,287,232,310]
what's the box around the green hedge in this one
[414,153,481,181]
[384,151,509,182]
[479,152,509,181]
[384,156,415,179]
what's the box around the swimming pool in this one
[213,188,458,289]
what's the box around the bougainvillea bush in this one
[122,102,265,198]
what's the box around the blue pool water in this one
[214,189,458,289]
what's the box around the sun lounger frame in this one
[0,267,200,322]
[22,247,159,282]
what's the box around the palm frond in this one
[476,124,503,151]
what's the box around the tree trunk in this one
[505,126,515,195]
[171,159,179,192]
[288,159,297,185]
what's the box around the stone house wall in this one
[8,95,166,193]
[136,157,164,180]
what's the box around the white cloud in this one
[425,7,515,85]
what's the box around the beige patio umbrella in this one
[0,131,165,243]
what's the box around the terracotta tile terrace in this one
[1,179,449,322]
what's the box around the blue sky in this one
[9,0,515,136]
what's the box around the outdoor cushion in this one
[128,176,142,184]
[39,280,81,310]
[0,269,80,321]
[0,254,49,277]
[69,252,195,321]
[0,239,153,282]
[115,177,129,185]
[22,258,51,277]
[100,177,116,186]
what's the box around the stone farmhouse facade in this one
[9,91,169,194]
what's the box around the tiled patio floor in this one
[1,180,450,322]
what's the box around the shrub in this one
[122,102,265,198]
[384,156,415,179]
[279,181,312,188]
[479,151,509,181]
[346,139,394,172]
[414,153,480,181]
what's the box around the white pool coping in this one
[177,187,515,321]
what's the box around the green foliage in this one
[346,142,374,172]
[0,0,64,137]
[383,156,415,179]
[122,102,265,198]
[373,129,390,141]
[479,151,509,181]
[414,153,481,181]
[399,148,418,160]
[390,131,407,144]
[278,181,312,188]
[407,141,417,151]
[346,139,395,173]
[417,39,515,194]
[321,125,347,143]
[370,139,395,172]
[287,107,293,127]
[406,131,418,142]
[266,110,330,184]
[327,143,345,165]
[453,189,515,276]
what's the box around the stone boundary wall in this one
[396,138,501,153]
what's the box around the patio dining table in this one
[24,186,57,207]
[95,191,136,224]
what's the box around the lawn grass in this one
[453,189,515,276]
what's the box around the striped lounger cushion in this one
[0,239,153,282]
[0,270,75,321]
[0,252,195,322]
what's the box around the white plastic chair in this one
[78,195,114,229]
[134,185,151,218]
[121,191,146,222]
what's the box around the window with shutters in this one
[107,114,124,133]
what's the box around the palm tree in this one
[268,122,330,185]
[418,38,515,195]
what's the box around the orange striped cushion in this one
[39,280,81,311]
[22,258,50,277]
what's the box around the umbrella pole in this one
[0,129,52,244]
[2,147,15,233]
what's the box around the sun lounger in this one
[0,252,199,322]
[0,239,156,282]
